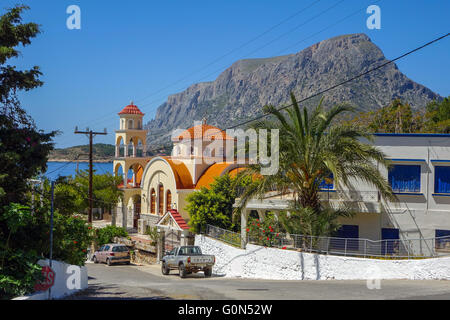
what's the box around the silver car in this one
[93,244,131,266]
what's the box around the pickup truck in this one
[161,246,215,278]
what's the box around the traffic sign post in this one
[34,265,55,292]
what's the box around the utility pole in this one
[74,127,107,223]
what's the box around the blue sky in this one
[3,0,450,148]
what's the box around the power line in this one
[45,154,81,176]
[58,0,333,137]
[54,0,375,148]
[226,32,450,130]
[134,0,323,106]
[166,32,449,142]
[57,31,450,153]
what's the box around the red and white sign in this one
[34,265,55,292]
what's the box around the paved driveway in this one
[68,262,450,300]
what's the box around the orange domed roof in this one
[118,103,144,116]
[174,123,234,141]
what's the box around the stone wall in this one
[195,235,450,281]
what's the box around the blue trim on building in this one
[387,158,426,162]
[318,189,337,193]
[432,193,450,197]
[431,160,450,163]
[374,133,450,137]
[393,192,424,196]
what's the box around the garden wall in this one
[195,235,450,280]
[12,259,88,300]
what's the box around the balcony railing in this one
[319,190,379,202]
[204,224,450,259]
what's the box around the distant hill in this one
[49,143,115,161]
[145,33,441,149]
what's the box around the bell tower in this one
[113,102,149,230]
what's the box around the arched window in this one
[190,146,194,155]
[158,184,164,215]
[166,190,172,211]
[128,119,133,129]
[150,188,156,214]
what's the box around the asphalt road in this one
[67,262,450,300]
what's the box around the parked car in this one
[161,246,215,278]
[93,244,131,266]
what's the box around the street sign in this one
[34,266,55,292]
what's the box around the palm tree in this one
[235,93,395,236]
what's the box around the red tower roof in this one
[118,102,144,116]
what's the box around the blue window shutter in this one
[388,165,421,192]
[434,166,450,193]
[331,225,359,251]
[319,173,334,190]
[435,229,450,250]
[381,228,400,255]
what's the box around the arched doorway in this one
[158,184,164,215]
[132,194,141,229]
[166,190,172,211]
[150,188,156,214]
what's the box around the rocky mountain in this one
[145,33,440,149]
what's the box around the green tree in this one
[0,5,55,206]
[236,93,395,237]
[0,203,93,299]
[348,99,424,134]
[94,225,128,247]
[0,5,42,122]
[73,170,123,218]
[186,174,252,233]
[424,97,450,133]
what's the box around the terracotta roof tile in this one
[118,103,144,116]
[168,209,190,230]
[174,124,234,141]
[195,163,244,189]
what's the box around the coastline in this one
[48,159,113,163]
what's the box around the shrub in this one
[145,226,159,246]
[94,225,128,246]
[247,213,281,247]
[0,249,42,300]
[0,203,92,299]
[51,214,93,266]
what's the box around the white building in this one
[239,133,450,256]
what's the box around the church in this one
[113,102,242,238]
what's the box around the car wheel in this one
[204,267,212,277]
[161,262,170,275]
[107,258,112,266]
[125,261,131,265]
[179,264,186,278]
[93,256,98,264]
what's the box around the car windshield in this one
[178,247,202,255]
[112,246,128,252]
